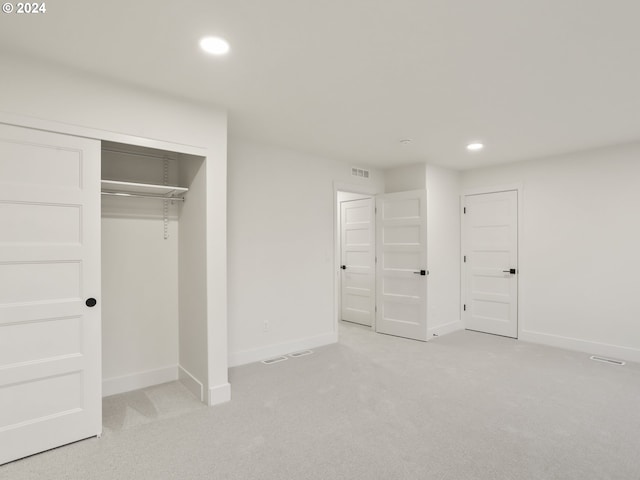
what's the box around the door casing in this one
[340,197,375,327]
[334,183,381,333]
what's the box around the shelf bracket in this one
[163,156,170,240]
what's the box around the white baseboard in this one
[428,320,464,339]
[228,332,338,367]
[102,365,178,397]
[520,330,640,364]
[178,365,204,402]
[208,382,231,406]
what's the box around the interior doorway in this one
[335,186,430,342]
[339,195,375,327]
[335,186,378,334]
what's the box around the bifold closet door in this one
[0,123,101,465]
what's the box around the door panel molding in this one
[340,198,375,327]
[0,123,101,465]
[461,185,522,338]
[333,184,382,333]
[375,190,428,341]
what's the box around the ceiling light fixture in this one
[199,36,230,56]
[399,139,412,145]
[466,142,484,152]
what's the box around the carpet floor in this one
[2,322,640,479]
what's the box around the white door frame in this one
[333,182,381,336]
[0,112,207,158]
[461,183,524,337]
[340,197,375,327]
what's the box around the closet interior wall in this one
[100,141,205,399]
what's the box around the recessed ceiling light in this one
[466,142,484,151]
[200,36,230,56]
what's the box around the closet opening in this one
[100,141,208,406]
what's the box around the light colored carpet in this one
[102,380,207,433]
[2,322,640,479]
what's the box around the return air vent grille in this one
[590,355,625,366]
[261,350,314,365]
[351,167,370,179]
[262,356,288,365]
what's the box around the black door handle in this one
[413,270,426,276]
[85,298,97,307]
[341,265,346,270]
[502,268,517,275]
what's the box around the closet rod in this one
[102,147,178,161]
[101,191,185,201]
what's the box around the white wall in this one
[227,139,384,365]
[426,165,462,337]
[101,218,179,395]
[462,143,640,362]
[178,155,210,401]
[337,191,371,203]
[0,52,229,402]
[384,163,426,193]
[100,146,182,396]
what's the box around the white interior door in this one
[463,190,518,338]
[0,123,101,465]
[340,198,375,326]
[375,190,428,341]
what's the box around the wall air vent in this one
[590,355,625,366]
[351,167,370,179]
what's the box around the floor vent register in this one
[590,355,625,366]
[262,350,314,365]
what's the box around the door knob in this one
[341,265,347,270]
[502,268,517,274]
[85,298,97,307]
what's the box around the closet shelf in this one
[101,180,188,201]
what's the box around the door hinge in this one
[464,207,467,214]
[375,305,377,313]
[463,304,466,311]
[463,255,466,263]
[375,207,377,214]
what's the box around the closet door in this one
[0,123,101,465]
